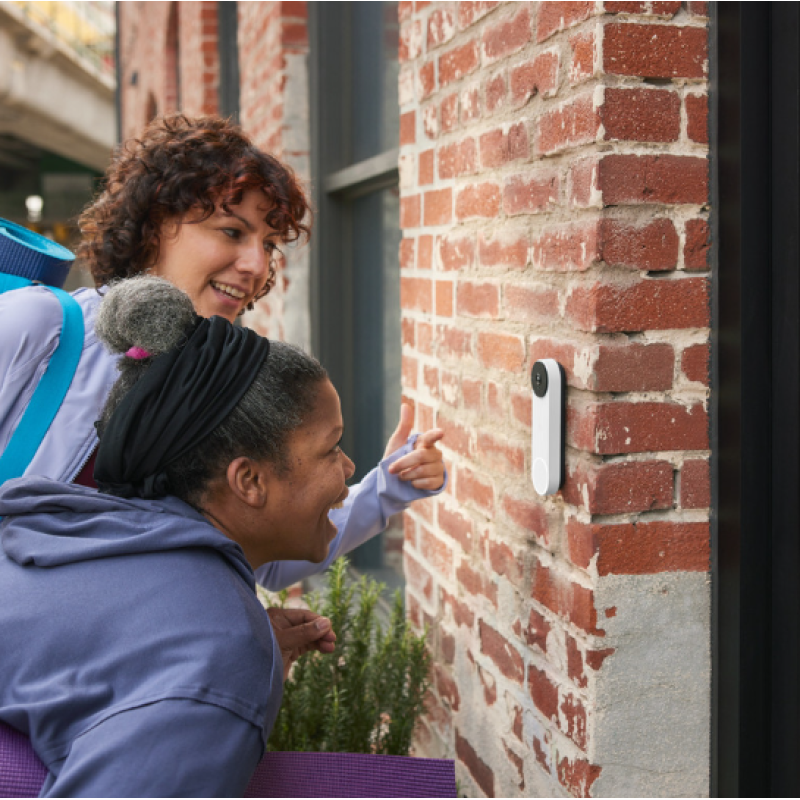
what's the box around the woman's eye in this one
[222,228,242,240]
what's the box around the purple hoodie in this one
[0,477,282,797]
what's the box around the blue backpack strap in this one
[0,286,84,484]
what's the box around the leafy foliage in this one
[267,558,432,755]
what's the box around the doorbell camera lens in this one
[531,361,549,398]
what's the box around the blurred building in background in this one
[0,0,115,273]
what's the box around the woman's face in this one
[242,379,356,566]
[152,189,279,322]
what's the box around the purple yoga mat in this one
[0,721,456,798]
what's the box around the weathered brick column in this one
[398,2,711,796]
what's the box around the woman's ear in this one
[225,457,271,508]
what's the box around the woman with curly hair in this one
[0,114,445,594]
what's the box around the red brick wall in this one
[118,1,218,138]
[398,2,710,795]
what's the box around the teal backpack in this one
[0,218,84,484]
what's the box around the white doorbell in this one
[530,359,565,496]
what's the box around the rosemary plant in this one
[267,557,432,756]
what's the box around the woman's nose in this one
[342,451,355,480]
[238,241,270,278]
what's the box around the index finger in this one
[415,428,444,449]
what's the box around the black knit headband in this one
[95,315,270,499]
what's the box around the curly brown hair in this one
[77,114,311,297]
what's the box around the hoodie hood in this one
[0,476,254,588]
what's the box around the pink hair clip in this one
[126,346,152,360]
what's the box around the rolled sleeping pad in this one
[0,217,75,289]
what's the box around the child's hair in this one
[77,114,311,300]
[95,277,326,505]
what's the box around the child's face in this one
[152,189,279,322]
[241,379,356,567]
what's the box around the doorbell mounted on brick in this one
[530,359,565,496]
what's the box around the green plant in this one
[267,557,432,755]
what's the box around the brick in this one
[564,460,675,517]
[418,234,433,270]
[570,30,595,84]
[440,369,459,407]
[653,1,683,14]
[605,1,647,11]
[417,322,433,354]
[681,458,710,509]
[525,608,551,652]
[531,559,602,635]
[569,157,601,208]
[442,587,475,629]
[458,1,500,29]
[422,103,438,139]
[602,88,681,143]
[558,756,602,797]
[537,1,594,42]
[400,277,433,313]
[461,377,482,411]
[401,318,415,346]
[439,39,480,87]
[456,465,495,514]
[404,551,435,602]
[400,194,421,228]
[595,521,710,575]
[436,324,473,359]
[599,154,709,206]
[437,138,478,179]
[591,342,675,392]
[399,238,415,270]
[403,513,418,549]
[423,364,439,398]
[504,172,559,215]
[571,401,709,454]
[438,233,476,271]
[482,5,531,63]
[566,277,710,332]
[532,221,601,272]
[402,354,418,389]
[688,1,709,16]
[459,561,498,605]
[441,632,456,664]
[585,647,615,671]
[441,93,459,133]
[424,188,453,226]
[505,283,560,324]
[420,525,456,577]
[480,123,529,168]
[512,50,559,106]
[502,493,549,545]
[456,730,495,797]
[438,503,475,552]
[604,23,708,79]
[434,664,461,711]
[457,281,500,318]
[399,20,423,63]
[479,229,529,270]
[487,537,523,584]
[477,431,525,475]
[456,182,501,220]
[418,59,436,100]
[485,72,507,113]
[686,93,709,143]
[684,218,710,270]
[511,387,532,428]
[601,218,679,272]
[480,620,524,682]
[681,342,709,384]
[477,331,525,371]
[439,415,473,458]
[460,86,480,124]
[398,1,413,22]
[567,635,586,688]
[281,21,307,46]
[528,664,559,721]
[537,94,600,155]
[561,693,588,750]
[427,8,456,49]
[436,280,454,317]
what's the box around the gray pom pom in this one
[95,276,196,356]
